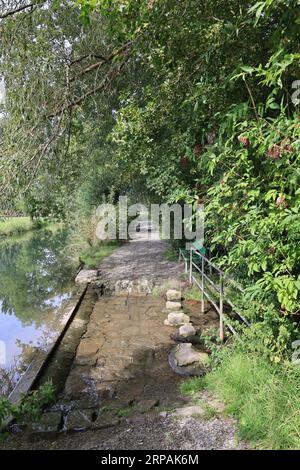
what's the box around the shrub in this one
[0,381,54,430]
[0,217,33,237]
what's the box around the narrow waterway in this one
[0,227,76,393]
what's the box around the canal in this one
[0,227,77,394]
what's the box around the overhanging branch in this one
[0,1,44,19]
[51,55,131,118]
[69,41,133,83]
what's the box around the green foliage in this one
[0,381,54,430]
[204,108,300,314]
[0,217,33,237]
[180,376,206,396]
[226,298,299,363]
[181,341,300,449]
[80,241,119,268]
[0,1,300,448]
[0,0,299,352]
[0,217,57,237]
[205,348,300,449]
[163,247,178,262]
[115,406,132,418]
[183,284,203,302]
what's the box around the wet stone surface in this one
[64,409,93,432]
[0,228,245,449]
[63,294,184,406]
[169,343,210,377]
[30,412,62,434]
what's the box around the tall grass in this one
[181,349,300,449]
[79,242,120,268]
[0,217,33,237]
[66,209,120,268]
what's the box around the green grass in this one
[164,248,178,261]
[0,217,59,238]
[183,284,203,302]
[99,404,132,418]
[80,241,120,268]
[180,376,206,395]
[181,350,300,449]
[0,217,34,237]
[116,407,132,418]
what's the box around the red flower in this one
[193,143,203,156]
[267,144,281,160]
[180,156,188,167]
[238,136,250,148]
[275,194,287,208]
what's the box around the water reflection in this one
[0,228,75,377]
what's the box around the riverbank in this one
[79,241,121,269]
[0,217,34,237]
[0,217,63,238]
[0,226,77,396]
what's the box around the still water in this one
[0,228,76,385]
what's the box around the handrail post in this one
[219,274,224,342]
[189,247,193,283]
[208,249,212,277]
[201,254,205,313]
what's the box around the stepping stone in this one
[179,323,196,338]
[164,311,190,327]
[30,412,62,433]
[170,331,202,345]
[169,343,209,376]
[171,405,205,419]
[166,301,182,310]
[75,270,98,285]
[64,409,92,432]
[166,289,181,301]
[136,398,159,413]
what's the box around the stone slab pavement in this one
[0,224,246,450]
[96,224,184,291]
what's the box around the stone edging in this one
[8,285,88,404]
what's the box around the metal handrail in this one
[192,248,245,294]
[185,246,249,341]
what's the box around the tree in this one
[0,0,299,320]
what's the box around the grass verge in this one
[79,241,120,268]
[180,349,300,449]
[183,283,203,301]
[164,247,178,262]
[0,217,34,237]
[0,217,59,238]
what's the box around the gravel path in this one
[97,222,183,290]
[1,411,245,450]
